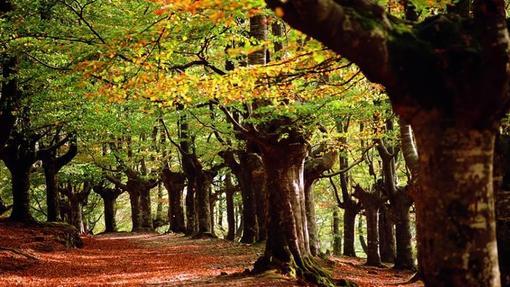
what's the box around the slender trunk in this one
[185,183,196,235]
[103,195,117,233]
[44,165,59,222]
[414,126,500,286]
[10,166,33,222]
[332,209,342,256]
[304,180,319,256]
[393,191,415,270]
[343,208,357,257]
[210,197,215,235]
[239,153,259,243]
[366,206,382,266]
[154,183,164,227]
[225,174,236,240]
[378,207,395,263]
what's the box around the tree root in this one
[253,255,358,287]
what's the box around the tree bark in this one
[414,126,500,287]
[495,134,510,286]
[10,167,32,222]
[393,190,415,270]
[238,152,259,243]
[254,141,334,286]
[366,207,382,266]
[225,173,236,241]
[128,190,142,232]
[343,208,357,257]
[139,187,153,231]
[378,206,395,263]
[185,183,197,235]
[332,208,342,256]
[162,168,186,233]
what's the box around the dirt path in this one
[0,232,422,287]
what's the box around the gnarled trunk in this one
[414,126,500,287]
[254,144,333,286]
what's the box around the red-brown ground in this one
[0,224,424,287]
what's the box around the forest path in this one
[1,232,421,287]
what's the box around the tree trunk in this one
[103,195,117,233]
[366,207,382,267]
[44,165,59,222]
[304,180,319,256]
[70,198,84,233]
[239,153,259,243]
[332,208,342,256]
[393,191,415,270]
[414,126,500,287]
[378,206,395,263]
[139,187,153,231]
[10,166,33,222]
[162,171,186,233]
[185,183,197,235]
[495,135,510,286]
[254,143,333,286]
[343,208,357,257]
[195,174,213,237]
[225,174,236,241]
[128,190,142,232]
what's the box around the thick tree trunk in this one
[343,208,357,257]
[163,172,186,233]
[44,165,59,222]
[128,191,142,232]
[254,144,333,286]
[139,187,153,231]
[10,167,33,222]
[103,195,118,233]
[378,206,395,263]
[332,209,342,256]
[225,174,236,241]
[414,126,500,287]
[496,191,510,286]
[195,174,213,237]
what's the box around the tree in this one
[267,1,509,285]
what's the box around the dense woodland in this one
[1,0,510,286]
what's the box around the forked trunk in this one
[414,126,500,287]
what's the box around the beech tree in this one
[266,0,510,285]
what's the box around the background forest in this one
[1,0,510,287]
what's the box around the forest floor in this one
[0,223,423,287]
